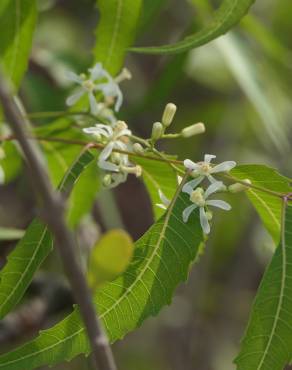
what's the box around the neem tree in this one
[0,1,291,370]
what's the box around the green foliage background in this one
[0,0,292,370]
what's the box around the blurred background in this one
[0,0,292,369]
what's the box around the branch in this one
[0,73,117,370]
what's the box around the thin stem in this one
[0,131,290,200]
[0,72,117,370]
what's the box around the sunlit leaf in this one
[87,229,134,288]
[0,149,95,319]
[0,0,37,88]
[130,0,255,55]
[94,0,142,74]
[235,201,292,370]
[0,175,204,370]
[231,165,291,244]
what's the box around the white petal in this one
[89,92,99,115]
[183,159,199,171]
[158,189,170,207]
[182,177,204,195]
[115,128,131,139]
[200,207,210,234]
[204,154,216,163]
[204,181,224,198]
[66,89,85,106]
[114,88,123,111]
[205,200,231,210]
[95,124,113,136]
[207,174,217,184]
[89,63,104,80]
[65,71,83,84]
[182,204,198,223]
[211,161,236,173]
[98,159,119,172]
[99,142,114,161]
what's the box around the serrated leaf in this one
[0,175,204,370]
[0,0,37,88]
[94,0,142,74]
[0,150,95,319]
[235,201,292,370]
[88,229,134,288]
[231,165,292,244]
[130,0,255,55]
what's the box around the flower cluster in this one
[182,154,236,234]
[83,120,142,188]
[66,62,131,122]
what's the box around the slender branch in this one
[0,73,117,370]
[0,130,290,200]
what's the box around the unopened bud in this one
[102,174,112,187]
[228,179,251,193]
[133,143,144,154]
[115,120,128,131]
[151,122,164,140]
[162,103,177,127]
[111,152,121,164]
[181,122,205,138]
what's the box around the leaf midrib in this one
[255,200,286,370]
[0,226,49,315]
[0,174,188,367]
[105,0,123,67]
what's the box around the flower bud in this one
[102,174,112,187]
[181,122,205,138]
[162,103,177,127]
[151,122,164,140]
[133,143,144,154]
[228,179,251,193]
[111,152,121,164]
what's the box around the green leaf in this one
[94,0,142,74]
[130,0,255,55]
[0,175,204,370]
[235,201,292,370]
[231,165,292,244]
[135,157,179,219]
[87,229,134,288]
[0,0,37,88]
[0,149,95,319]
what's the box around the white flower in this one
[66,63,124,114]
[183,154,236,193]
[83,120,132,172]
[156,189,170,210]
[182,181,231,234]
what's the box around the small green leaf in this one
[88,229,134,288]
[231,165,291,244]
[94,0,142,74]
[130,0,255,55]
[0,175,204,370]
[235,201,292,370]
[0,0,37,88]
[0,149,95,319]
